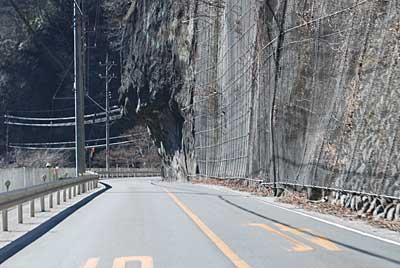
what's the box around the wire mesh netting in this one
[189,0,400,198]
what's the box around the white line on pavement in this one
[198,183,400,247]
[255,197,400,247]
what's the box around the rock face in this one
[115,0,196,180]
[116,0,400,197]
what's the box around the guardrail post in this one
[30,200,35,217]
[73,185,76,197]
[63,189,67,202]
[57,191,61,205]
[40,196,45,212]
[69,187,72,199]
[18,204,23,223]
[2,210,8,231]
[78,184,81,195]
[49,193,53,208]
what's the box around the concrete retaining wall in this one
[0,168,75,193]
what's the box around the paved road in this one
[2,178,400,268]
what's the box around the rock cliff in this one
[115,0,400,198]
[110,0,197,180]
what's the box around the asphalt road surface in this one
[2,178,400,268]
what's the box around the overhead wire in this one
[5,108,120,122]
[10,133,145,147]
[9,139,147,151]
[5,114,122,127]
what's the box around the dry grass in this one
[278,191,400,232]
[193,177,400,233]
[192,177,273,196]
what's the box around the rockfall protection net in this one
[189,0,400,198]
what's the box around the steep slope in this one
[115,0,400,200]
[106,0,196,180]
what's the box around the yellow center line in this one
[112,256,153,268]
[301,227,342,251]
[274,224,341,251]
[166,191,251,268]
[83,258,100,268]
[249,223,313,252]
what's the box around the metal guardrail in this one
[91,168,161,178]
[193,174,400,201]
[0,174,99,232]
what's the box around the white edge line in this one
[255,197,400,247]
[198,184,400,247]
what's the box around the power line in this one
[9,139,146,151]
[5,108,120,122]
[9,133,144,147]
[4,114,122,127]
[7,103,119,115]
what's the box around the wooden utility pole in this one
[74,0,86,176]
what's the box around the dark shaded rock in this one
[351,196,362,211]
[383,203,395,216]
[386,207,395,221]
[358,202,370,215]
[345,195,352,208]
[374,212,385,220]
[373,205,384,217]
[307,187,322,200]
[380,198,389,208]
[367,198,377,214]
[0,0,110,159]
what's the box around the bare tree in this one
[92,125,161,168]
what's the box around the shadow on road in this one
[218,195,400,266]
[152,181,400,266]
[0,182,112,264]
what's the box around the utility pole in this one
[4,112,9,162]
[99,53,116,179]
[74,0,86,176]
